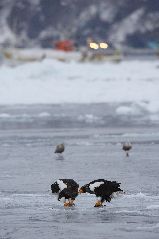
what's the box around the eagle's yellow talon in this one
[64,202,70,207]
[64,200,75,207]
[94,201,103,207]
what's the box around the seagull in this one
[122,142,132,157]
[54,143,65,154]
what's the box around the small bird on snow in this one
[54,143,65,154]
[122,142,132,157]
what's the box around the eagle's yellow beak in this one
[78,188,84,194]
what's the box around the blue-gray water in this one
[0,104,159,239]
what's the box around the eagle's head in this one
[79,185,87,194]
[51,181,60,193]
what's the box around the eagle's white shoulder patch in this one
[89,181,104,191]
[57,180,67,191]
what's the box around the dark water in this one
[0,104,159,239]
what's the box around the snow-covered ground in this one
[0,58,159,114]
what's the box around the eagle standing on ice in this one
[51,179,79,207]
[79,179,123,207]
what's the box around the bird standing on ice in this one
[122,142,132,157]
[51,179,79,207]
[54,143,65,154]
[79,179,123,207]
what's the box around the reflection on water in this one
[55,155,65,160]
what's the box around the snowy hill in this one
[0,0,159,48]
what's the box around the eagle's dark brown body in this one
[79,179,123,207]
[51,179,79,207]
